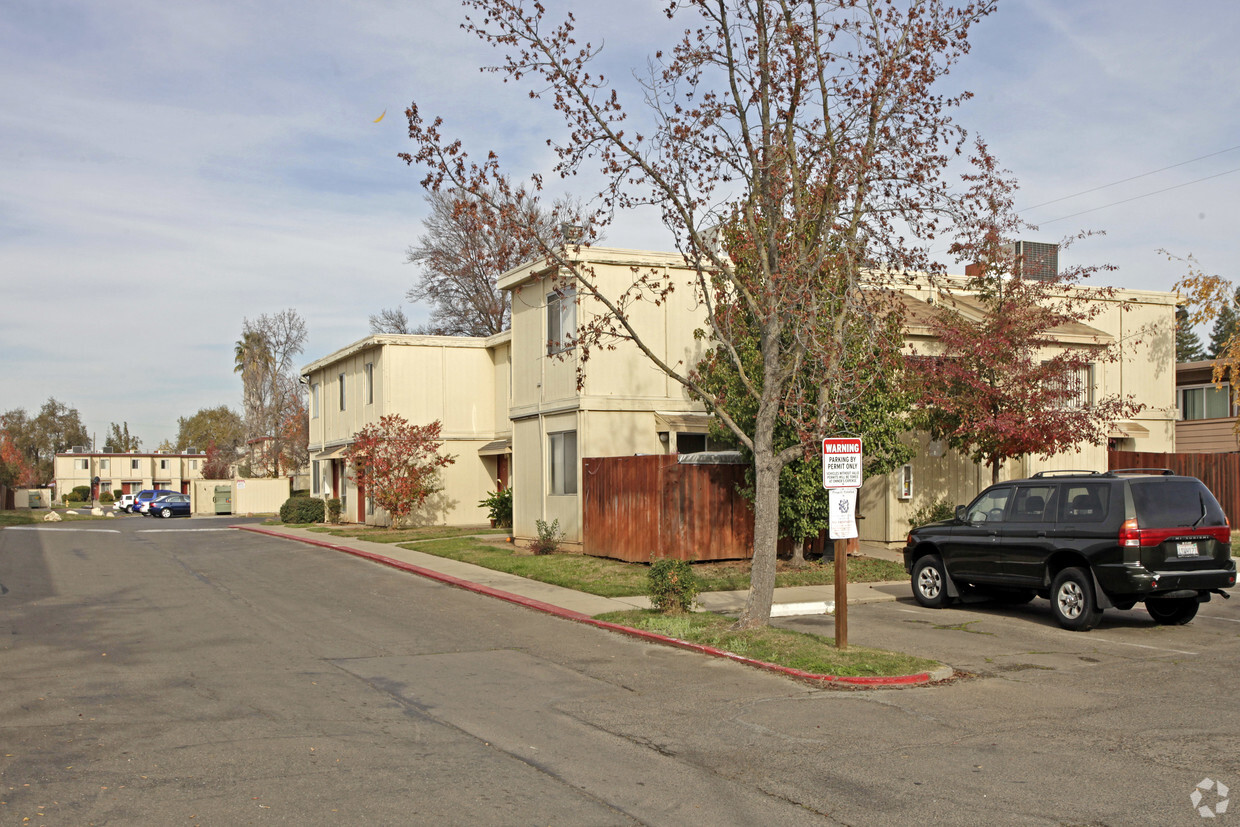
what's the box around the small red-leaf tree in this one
[344,415,456,528]
[0,429,38,488]
[403,0,1002,628]
[912,155,1144,485]
[201,441,233,479]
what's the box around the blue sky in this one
[2,0,1238,448]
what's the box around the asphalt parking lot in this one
[783,585,1240,680]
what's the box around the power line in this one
[1035,166,1240,226]
[1019,143,1240,212]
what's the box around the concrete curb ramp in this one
[236,525,952,688]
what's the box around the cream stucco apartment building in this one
[53,449,207,500]
[302,246,1177,545]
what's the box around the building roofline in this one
[301,329,512,377]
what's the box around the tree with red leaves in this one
[0,429,37,488]
[344,416,456,528]
[201,441,233,480]
[403,0,1001,627]
[912,160,1143,484]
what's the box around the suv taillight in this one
[1119,518,1230,547]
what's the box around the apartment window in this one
[312,460,321,495]
[131,459,140,471]
[75,458,88,471]
[1179,383,1233,420]
[898,464,913,500]
[159,459,169,471]
[100,459,109,470]
[339,373,346,411]
[311,382,320,418]
[1047,363,1093,409]
[190,459,198,470]
[549,430,578,496]
[547,288,576,354]
[365,362,374,405]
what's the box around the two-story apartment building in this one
[301,246,1177,545]
[53,450,208,500]
[301,331,512,525]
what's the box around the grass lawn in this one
[594,609,941,678]
[398,535,907,598]
[0,510,37,527]
[0,509,121,526]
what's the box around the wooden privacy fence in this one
[1109,450,1240,528]
[582,455,756,562]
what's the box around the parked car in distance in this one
[134,489,176,515]
[114,494,136,513]
[149,493,191,519]
[904,469,1236,631]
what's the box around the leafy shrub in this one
[908,496,957,528]
[99,491,115,504]
[280,496,325,524]
[326,498,343,524]
[68,485,91,502]
[529,518,561,555]
[112,489,123,500]
[479,486,513,527]
[647,557,700,613]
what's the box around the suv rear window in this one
[1130,479,1227,527]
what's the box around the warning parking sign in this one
[822,438,863,489]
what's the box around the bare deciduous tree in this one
[404,0,1001,627]
[236,309,308,477]
[405,187,580,336]
[368,307,412,335]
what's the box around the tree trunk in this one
[790,539,807,567]
[736,449,781,629]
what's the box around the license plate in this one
[1176,541,1200,558]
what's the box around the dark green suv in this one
[903,470,1236,630]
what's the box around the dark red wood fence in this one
[581,455,755,562]
[1109,450,1240,528]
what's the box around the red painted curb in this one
[236,525,936,688]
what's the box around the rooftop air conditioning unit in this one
[1008,240,1058,282]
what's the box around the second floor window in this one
[311,382,320,418]
[339,373,346,411]
[365,362,374,405]
[547,288,576,354]
[131,459,140,470]
[1179,383,1234,420]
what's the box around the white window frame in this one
[338,373,346,411]
[131,459,140,471]
[899,464,913,500]
[312,460,321,495]
[547,288,576,354]
[311,382,320,419]
[548,430,578,496]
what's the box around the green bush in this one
[99,491,115,504]
[529,518,561,555]
[280,496,325,524]
[479,486,513,527]
[112,489,123,500]
[326,498,342,524]
[68,485,91,503]
[908,496,957,528]
[647,557,700,613]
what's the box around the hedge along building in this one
[301,331,512,526]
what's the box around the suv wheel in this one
[912,554,950,608]
[1050,567,1102,631]
[1145,597,1199,626]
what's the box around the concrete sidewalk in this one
[239,524,911,619]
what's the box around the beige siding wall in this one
[1176,419,1240,453]
[303,333,511,526]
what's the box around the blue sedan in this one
[150,493,192,518]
